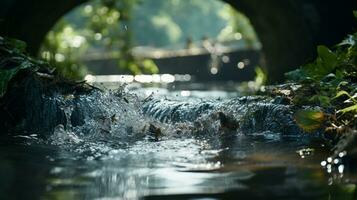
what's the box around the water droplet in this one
[338,165,344,174]
[237,62,245,69]
[321,161,327,167]
[333,158,339,164]
[327,167,332,173]
[222,56,230,63]
[339,151,347,158]
[180,91,191,97]
[210,67,218,74]
[327,157,333,163]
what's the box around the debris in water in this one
[217,111,239,132]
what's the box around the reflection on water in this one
[0,83,356,200]
[1,134,355,200]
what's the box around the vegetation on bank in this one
[0,37,48,97]
[1,11,357,139]
[0,36,94,100]
[283,13,357,136]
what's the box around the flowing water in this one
[0,82,355,200]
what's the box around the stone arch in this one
[0,0,356,82]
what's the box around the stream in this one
[0,81,355,200]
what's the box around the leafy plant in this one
[40,0,158,78]
[334,91,357,114]
[285,45,339,82]
[285,14,357,133]
[0,37,37,97]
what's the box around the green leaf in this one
[318,46,337,62]
[318,96,331,107]
[317,45,338,72]
[295,110,325,132]
[334,90,357,104]
[0,68,20,97]
[0,60,32,97]
[297,46,339,81]
[338,104,357,114]
[285,68,307,81]
[335,69,345,79]
[5,38,27,54]
[335,91,351,99]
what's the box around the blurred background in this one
[1,0,355,83]
[39,0,263,84]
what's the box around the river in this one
[0,81,354,200]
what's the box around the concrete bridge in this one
[0,0,356,82]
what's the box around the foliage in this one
[285,21,357,132]
[285,45,339,81]
[41,0,158,78]
[0,37,40,97]
[41,21,89,79]
[254,67,267,87]
[294,109,325,132]
[238,66,267,94]
[217,4,260,48]
[41,0,259,78]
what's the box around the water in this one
[0,82,356,200]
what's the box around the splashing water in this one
[1,83,356,200]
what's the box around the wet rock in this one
[217,112,239,132]
[0,75,66,135]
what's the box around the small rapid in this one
[0,81,353,200]
[39,82,308,152]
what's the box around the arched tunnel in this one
[0,0,356,82]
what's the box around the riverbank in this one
[1,34,356,152]
[1,34,357,198]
